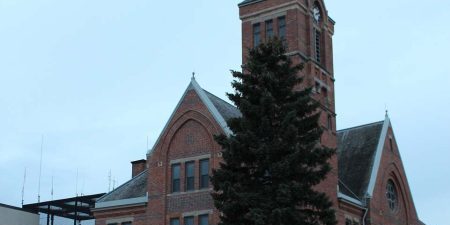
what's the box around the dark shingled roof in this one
[204,90,242,121]
[337,121,384,200]
[97,170,148,202]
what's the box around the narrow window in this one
[199,214,209,225]
[184,216,194,225]
[171,164,180,193]
[314,28,321,63]
[199,159,209,189]
[386,180,398,211]
[107,224,118,225]
[170,218,180,225]
[265,20,273,40]
[185,161,195,191]
[345,219,352,225]
[327,115,332,130]
[389,138,394,151]
[122,222,132,225]
[278,16,286,40]
[253,23,261,47]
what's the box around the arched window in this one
[386,179,398,212]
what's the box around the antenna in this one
[112,177,116,190]
[21,167,27,206]
[81,177,85,196]
[108,170,111,192]
[38,135,44,203]
[51,174,54,200]
[75,169,79,196]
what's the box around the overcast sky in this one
[0,0,449,225]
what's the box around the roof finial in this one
[192,71,195,80]
[385,104,389,117]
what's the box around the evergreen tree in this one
[211,39,336,225]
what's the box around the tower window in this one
[314,28,321,63]
[265,20,273,40]
[171,164,180,193]
[278,16,286,40]
[199,159,209,189]
[253,23,261,47]
[185,161,195,191]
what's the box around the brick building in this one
[92,1,425,225]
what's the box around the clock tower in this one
[239,0,338,207]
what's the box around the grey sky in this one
[0,0,448,225]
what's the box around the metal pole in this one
[51,214,54,225]
[74,198,78,225]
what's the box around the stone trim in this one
[182,209,213,217]
[170,154,211,165]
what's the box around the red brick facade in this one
[93,1,424,225]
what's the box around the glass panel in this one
[278,16,286,40]
[253,23,261,47]
[171,218,180,225]
[199,214,209,225]
[172,164,180,192]
[184,216,194,225]
[186,161,195,191]
[200,159,209,188]
[265,20,273,40]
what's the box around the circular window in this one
[386,180,398,212]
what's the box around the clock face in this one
[313,6,321,22]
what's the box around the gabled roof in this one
[147,78,240,155]
[337,116,391,202]
[95,170,148,209]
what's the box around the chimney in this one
[131,159,147,178]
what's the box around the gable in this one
[148,78,240,156]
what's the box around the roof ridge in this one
[337,120,384,133]
[97,169,148,202]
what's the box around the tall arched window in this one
[386,179,399,212]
